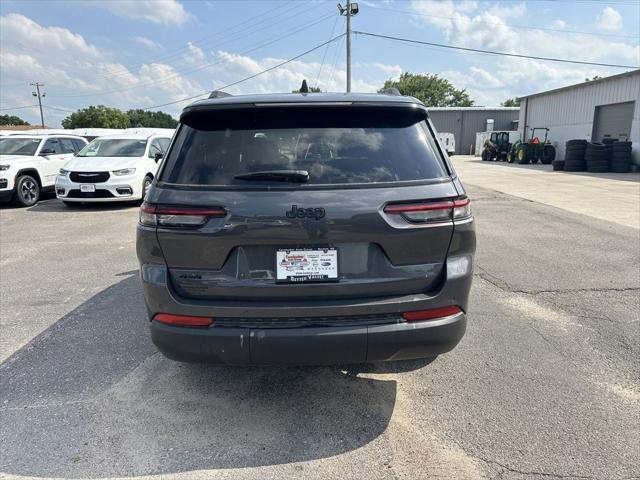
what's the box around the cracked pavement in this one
[1,179,639,479]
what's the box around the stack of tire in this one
[584,142,609,173]
[611,141,633,173]
[564,139,587,171]
[602,138,617,170]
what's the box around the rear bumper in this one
[150,312,466,365]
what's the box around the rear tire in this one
[542,145,556,164]
[13,175,40,207]
[516,145,529,164]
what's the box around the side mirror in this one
[40,148,56,156]
[154,152,164,162]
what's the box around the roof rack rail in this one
[379,88,401,96]
[209,90,232,99]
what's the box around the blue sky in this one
[1,0,639,126]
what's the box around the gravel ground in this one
[1,183,638,480]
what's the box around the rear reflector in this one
[384,198,471,224]
[140,204,226,227]
[154,313,214,327]
[402,306,462,322]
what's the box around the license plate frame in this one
[275,247,339,283]
[80,184,96,193]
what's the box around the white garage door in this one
[592,101,634,142]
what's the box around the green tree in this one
[501,98,520,107]
[380,73,473,107]
[126,109,178,128]
[61,105,129,129]
[0,114,30,126]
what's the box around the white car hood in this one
[0,154,37,167]
[63,156,141,172]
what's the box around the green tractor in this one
[508,127,556,165]
[481,131,511,162]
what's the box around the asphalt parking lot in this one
[1,160,639,480]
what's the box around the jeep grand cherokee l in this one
[136,92,476,365]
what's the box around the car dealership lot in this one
[1,163,639,479]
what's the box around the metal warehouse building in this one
[427,107,520,155]
[518,69,640,164]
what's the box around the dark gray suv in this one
[136,92,475,365]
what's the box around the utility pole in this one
[337,2,359,93]
[30,82,46,127]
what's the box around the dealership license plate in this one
[276,248,338,283]
[80,184,95,193]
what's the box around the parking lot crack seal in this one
[475,270,640,297]
[474,266,515,292]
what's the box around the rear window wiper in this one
[234,170,309,182]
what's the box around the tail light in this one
[384,198,471,224]
[402,306,462,322]
[154,313,214,327]
[140,204,226,227]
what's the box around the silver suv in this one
[136,92,476,365]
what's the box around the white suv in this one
[0,134,88,207]
[56,133,172,205]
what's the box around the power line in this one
[89,0,314,82]
[369,5,639,39]
[41,105,76,113]
[142,33,346,110]
[328,33,345,87]
[0,104,38,111]
[49,12,336,99]
[314,13,341,89]
[354,31,640,69]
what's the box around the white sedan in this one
[56,133,171,204]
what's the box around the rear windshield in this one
[77,139,147,158]
[159,106,448,187]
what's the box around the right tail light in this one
[384,197,472,224]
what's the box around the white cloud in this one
[0,13,100,57]
[207,51,381,94]
[407,1,639,105]
[596,7,622,31]
[134,36,162,50]
[372,62,403,79]
[184,42,206,64]
[0,13,402,127]
[0,14,202,124]
[553,20,566,29]
[88,0,191,26]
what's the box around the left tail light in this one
[384,197,471,224]
[154,313,214,327]
[140,204,226,227]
